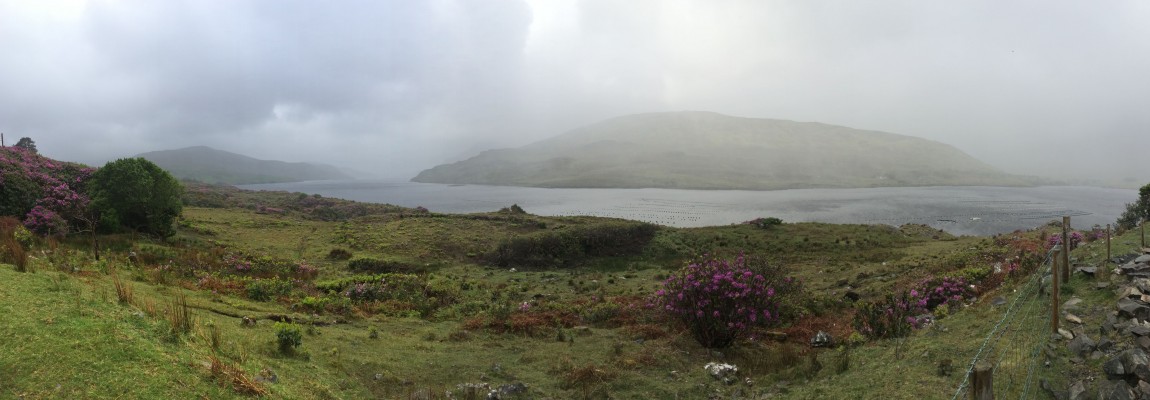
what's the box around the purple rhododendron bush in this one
[0,146,93,236]
[651,254,802,348]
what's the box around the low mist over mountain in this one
[138,146,352,185]
[413,112,1028,190]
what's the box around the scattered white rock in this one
[1065,314,1083,324]
[1063,298,1083,309]
[703,362,739,384]
[1058,328,1074,340]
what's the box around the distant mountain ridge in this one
[138,146,352,185]
[412,111,1028,190]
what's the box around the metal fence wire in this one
[951,249,1056,400]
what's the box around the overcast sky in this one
[2,1,1148,182]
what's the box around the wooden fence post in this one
[1052,245,1060,333]
[1061,216,1071,283]
[1103,224,1111,280]
[1142,218,1146,249]
[970,361,994,400]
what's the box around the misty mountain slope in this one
[138,146,352,185]
[412,111,1027,190]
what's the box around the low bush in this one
[852,292,919,339]
[245,278,294,302]
[651,254,798,348]
[274,322,302,353]
[297,295,353,314]
[314,273,458,317]
[913,276,971,311]
[1046,231,1084,250]
[327,248,353,260]
[488,222,657,267]
[746,217,784,229]
[346,257,422,273]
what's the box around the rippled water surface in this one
[241,181,1135,236]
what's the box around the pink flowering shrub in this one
[22,206,67,236]
[0,147,93,235]
[652,254,800,348]
[913,276,972,311]
[852,292,921,339]
[1047,231,1083,250]
[1087,227,1107,242]
[853,275,974,339]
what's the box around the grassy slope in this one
[5,200,1122,399]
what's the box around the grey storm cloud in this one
[1,0,1148,182]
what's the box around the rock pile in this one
[1090,251,1150,399]
[1119,255,1150,278]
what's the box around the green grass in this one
[0,268,233,398]
[1,198,1099,399]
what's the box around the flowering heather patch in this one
[853,276,972,339]
[225,254,254,273]
[913,276,972,311]
[651,254,794,348]
[1087,227,1107,242]
[0,147,93,235]
[852,291,922,339]
[295,261,319,280]
[1047,231,1083,250]
[22,206,67,236]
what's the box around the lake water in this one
[240,180,1136,236]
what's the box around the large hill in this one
[138,146,352,185]
[412,111,1028,190]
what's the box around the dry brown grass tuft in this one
[207,354,268,396]
[555,358,616,390]
[0,217,29,272]
[167,292,193,335]
[113,274,133,305]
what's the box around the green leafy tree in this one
[0,172,39,217]
[89,158,183,238]
[1118,183,1150,230]
[13,137,37,154]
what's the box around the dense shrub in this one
[912,276,972,311]
[274,322,302,353]
[852,276,973,340]
[651,254,798,348]
[489,222,657,267]
[1046,231,1083,250]
[1118,183,1150,230]
[746,217,783,229]
[314,273,459,317]
[0,147,93,236]
[346,257,421,273]
[88,158,182,238]
[852,292,919,339]
[245,278,294,302]
[221,253,318,280]
[327,248,353,260]
[297,295,353,314]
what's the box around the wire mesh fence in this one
[950,249,1056,399]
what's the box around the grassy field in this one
[2,186,1133,399]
